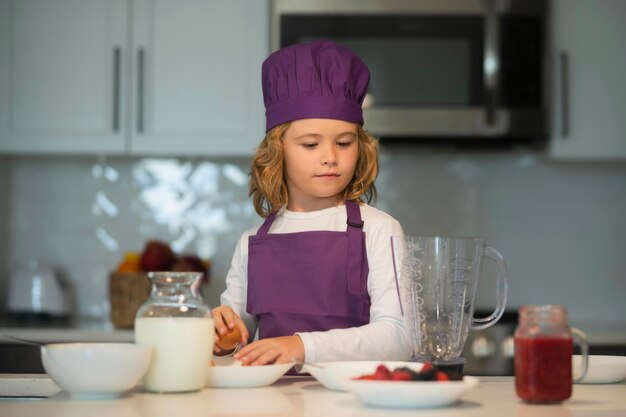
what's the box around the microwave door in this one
[278,13,517,139]
[355,15,509,138]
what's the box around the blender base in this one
[430,358,466,381]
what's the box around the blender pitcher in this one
[392,236,508,369]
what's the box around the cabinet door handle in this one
[560,51,570,138]
[113,47,121,132]
[137,48,145,133]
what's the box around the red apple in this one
[171,254,210,285]
[140,240,176,272]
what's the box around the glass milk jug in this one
[514,305,588,403]
[135,272,214,393]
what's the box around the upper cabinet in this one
[0,0,128,154]
[0,0,268,156]
[549,0,626,159]
[130,0,267,156]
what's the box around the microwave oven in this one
[272,0,548,145]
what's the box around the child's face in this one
[282,118,359,211]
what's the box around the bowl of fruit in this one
[109,240,211,329]
[342,363,479,409]
[303,361,423,391]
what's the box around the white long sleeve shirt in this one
[220,203,412,363]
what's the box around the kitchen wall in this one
[0,155,257,319]
[0,148,625,328]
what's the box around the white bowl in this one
[206,362,294,388]
[573,355,626,384]
[41,343,151,399]
[343,376,479,408]
[303,361,423,391]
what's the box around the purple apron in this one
[247,200,371,340]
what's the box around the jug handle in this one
[471,246,509,330]
[572,327,589,383]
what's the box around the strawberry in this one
[435,371,450,381]
[420,362,434,373]
[390,370,413,381]
[373,365,392,380]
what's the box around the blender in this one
[392,236,508,378]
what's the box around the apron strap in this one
[346,200,365,295]
[345,199,364,229]
[256,211,278,235]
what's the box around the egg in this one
[216,326,242,351]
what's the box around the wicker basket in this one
[108,272,151,329]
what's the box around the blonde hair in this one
[249,122,379,218]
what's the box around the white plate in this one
[302,361,423,391]
[343,376,479,409]
[573,355,626,384]
[206,362,294,388]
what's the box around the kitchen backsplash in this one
[0,148,625,327]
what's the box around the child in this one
[212,40,410,365]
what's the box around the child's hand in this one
[234,335,304,366]
[211,305,249,355]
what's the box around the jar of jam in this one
[514,305,588,403]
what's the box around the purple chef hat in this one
[262,40,370,132]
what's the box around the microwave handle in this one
[484,0,500,126]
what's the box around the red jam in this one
[514,336,573,402]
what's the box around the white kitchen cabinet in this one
[0,0,268,156]
[0,0,128,154]
[129,0,267,156]
[549,0,626,159]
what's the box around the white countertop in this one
[0,328,133,344]
[0,376,624,417]
[0,319,133,344]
